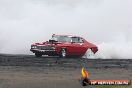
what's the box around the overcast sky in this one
[0,0,132,58]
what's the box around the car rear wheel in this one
[60,48,67,58]
[82,48,95,58]
[35,53,42,57]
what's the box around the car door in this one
[75,38,87,55]
[70,37,86,55]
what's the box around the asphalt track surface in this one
[0,54,132,88]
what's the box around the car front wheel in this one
[35,53,42,57]
[60,48,67,58]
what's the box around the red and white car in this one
[30,34,98,58]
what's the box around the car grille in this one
[37,46,54,50]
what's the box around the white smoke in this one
[95,33,132,59]
[95,42,132,59]
[85,33,132,59]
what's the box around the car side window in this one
[72,37,84,43]
[79,38,84,43]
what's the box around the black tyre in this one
[35,53,42,57]
[60,48,67,58]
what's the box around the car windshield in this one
[51,36,72,42]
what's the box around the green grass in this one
[95,85,132,88]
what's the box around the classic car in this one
[30,34,98,58]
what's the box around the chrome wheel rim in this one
[61,49,66,57]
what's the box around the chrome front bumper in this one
[30,49,56,52]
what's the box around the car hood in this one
[31,41,67,46]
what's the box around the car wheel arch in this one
[59,48,67,58]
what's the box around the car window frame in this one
[71,37,84,43]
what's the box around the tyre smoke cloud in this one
[0,0,132,59]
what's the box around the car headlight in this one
[31,46,37,49]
